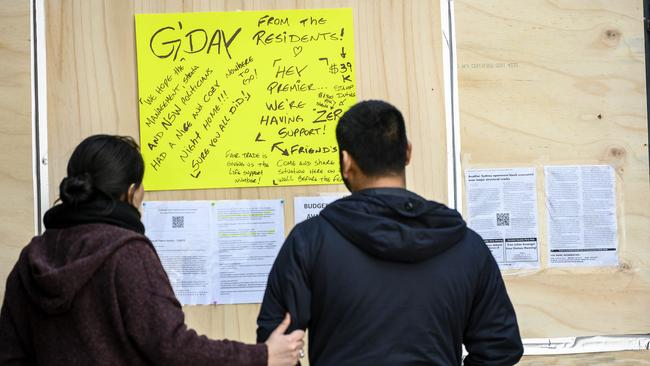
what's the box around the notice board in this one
[44,0,449,356]
[456,0,650,338]
[39,0,649,363]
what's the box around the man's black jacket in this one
[257,188,523,365]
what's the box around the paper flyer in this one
[545,165,618,267]
[293,194,345,224]
[465,167,540,269]
[143,199,284,305]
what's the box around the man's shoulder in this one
[294,211,335,229]
[289,215,329,240]
[462,228,486,246]
[284,215,339,260]
[446,227,494,263]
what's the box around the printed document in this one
[143,199,284,305]
[294,195,345,224]
[545,165,618,267]
[215,199,285,304]
[142,201,213,305]
[465,167,540,269]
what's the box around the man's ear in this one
[405,141,412,166]
[341,150,352,179]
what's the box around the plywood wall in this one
[45,0,449,356]
[0,0,33,301]
[455,0,649,339]
[40,0,650,363]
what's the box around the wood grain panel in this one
[456,0,649,341]
[0,0,33,301]
[32,0,650,363]
[45,0,448,361]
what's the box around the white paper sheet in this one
[214,199,285,304]
[142,199,285,305]
[294,195,345,224]
[142,201,213,305]
[465,168,540,269]
[545,165,618,267]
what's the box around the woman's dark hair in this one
[336,100,408,176]
[59,135,145,206]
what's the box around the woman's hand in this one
[266,313,305,366]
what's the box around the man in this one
[257,100,523,365]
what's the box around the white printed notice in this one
[142,199,284,305]
[294,195,345,224]
[465,168,540,269]
[142,201,213,305]
[215,199,285,304]
[545,165,618,267]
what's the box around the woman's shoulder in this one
[42,223,159,267]
[42,222,148,242]
[94,225,158,260]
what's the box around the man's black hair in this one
[336,100,408,176]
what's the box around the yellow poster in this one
[134,9,356,191]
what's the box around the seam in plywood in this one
[32,0,49,234]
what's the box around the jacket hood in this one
[17,200,147,314]
[320,188,467,263]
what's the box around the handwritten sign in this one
[134,9,356,190]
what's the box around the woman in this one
[0,135,304,365]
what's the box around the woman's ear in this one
[127,183,136,205]
[128,183,145,209]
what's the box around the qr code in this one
[172,216,185,229]
[496,213,510,227]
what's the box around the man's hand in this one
[266,313,305,366]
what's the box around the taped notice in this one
[293,194,345,224]
[135,9,356,190]
[465,167,540,269]
[545,165,618,267]
[142,199,285,305]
